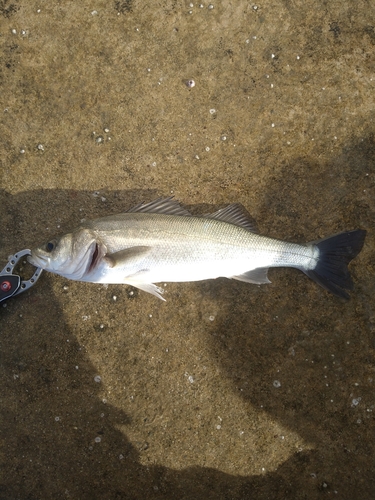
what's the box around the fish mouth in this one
[27,253,49,269]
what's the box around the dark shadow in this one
[1,136,374,499]
[1,187,246,500]
[202,134,375,497]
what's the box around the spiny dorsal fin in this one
[206,204,258,232]
[127,197,192,216]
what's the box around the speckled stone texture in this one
[1,1,374,499]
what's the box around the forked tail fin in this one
[304,230,366,299]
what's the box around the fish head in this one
[28,228,103,280]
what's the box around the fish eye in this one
[46,241,56,252]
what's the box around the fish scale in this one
[89,214,307,278]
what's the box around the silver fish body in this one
[28,197,366,300]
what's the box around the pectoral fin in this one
[232,268,271,284]
[105,246,151,268]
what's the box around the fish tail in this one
[303,229,366,298]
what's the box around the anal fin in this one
[232,268,271,284]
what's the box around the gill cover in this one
[29,228,103,280]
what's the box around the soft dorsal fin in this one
[206,204,258,232]
[127,197,192,216]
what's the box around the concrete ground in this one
[1,1,374,498]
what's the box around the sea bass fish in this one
[28,197,366,300]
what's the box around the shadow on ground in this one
[1,137,374,499]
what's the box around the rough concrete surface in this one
[1,1,374,498]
